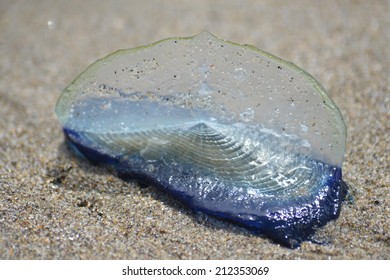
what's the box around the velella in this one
[55,32,347,248]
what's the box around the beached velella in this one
[55,32,347,248]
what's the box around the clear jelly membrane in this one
[56,32,347,247]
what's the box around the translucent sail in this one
[56,32,347,247]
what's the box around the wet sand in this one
[0,0,389,259]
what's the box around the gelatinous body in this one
[56,32,347,247]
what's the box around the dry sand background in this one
[0,0,389,259]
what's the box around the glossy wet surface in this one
[0,0,389,259]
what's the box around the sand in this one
[0,0,389,259]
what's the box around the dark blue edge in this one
[63,128,348,248]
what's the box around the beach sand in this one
[0,0,389,259]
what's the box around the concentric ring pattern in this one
[56,32,347,247]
